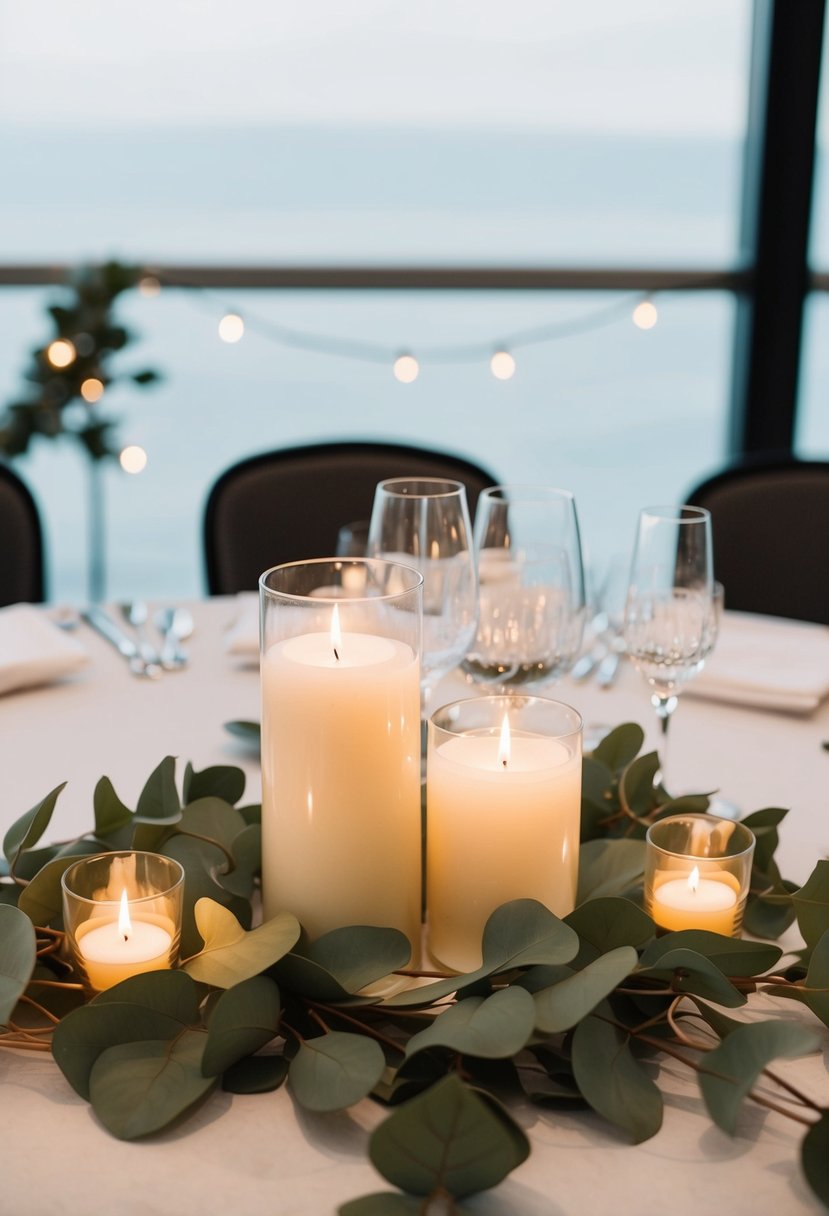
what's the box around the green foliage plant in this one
[1,727,828,1211]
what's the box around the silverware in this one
[571,645,606,681]
[596,650,621,688]
[121,601,163,670]
[82,606,162,679]
[154,606,193,670]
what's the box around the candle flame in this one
[331,603,342,661]
[118,888,132,940]
[498,714,511,769]
[687,865,700,894]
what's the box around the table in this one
[2,599,828,1216]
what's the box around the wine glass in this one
[623,505,713,794]
[367,478,478,712]
[462,486,587,690]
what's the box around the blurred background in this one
[0,0,826,602]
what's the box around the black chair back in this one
[203,440,499,594]
[0,462,45,606]
[686,457,829,624]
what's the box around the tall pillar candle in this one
[260,559,423,954]
[426,695,582,973]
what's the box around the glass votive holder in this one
[645,814,756,937]
[426,694,582,974]
[259,558,423,954]
[62,851,184,994]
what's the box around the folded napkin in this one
[686,610,829,714]
[0,604,89,696]
[224,593,259,658]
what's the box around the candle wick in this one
[333,647,340,662]
[123,933,129,942]
[501,758,508,769]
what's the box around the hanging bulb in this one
[218,313,245,343]
[490,350,516,380]
[632,300,658,330]
[46,339,76,369]
[119,445,148,474]
[393,354,419,383]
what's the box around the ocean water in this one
[0,126,745,603]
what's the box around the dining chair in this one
[203,440,499,594]
[685,456,829,625]
[0,461,45,606]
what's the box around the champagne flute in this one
[462,486,587,690]
[367,478,478,713]
[623,505,713,793]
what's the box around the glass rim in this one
[374,476,466,498]
[645,813,755,861]
[479,484,576,504]
[430,693,583,739]
[61,850,185,907]
[260,556,424,604]
[639,505,711,524]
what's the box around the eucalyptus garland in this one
[2,723,829,1213]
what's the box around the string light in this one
[218,313,245,343]
[393,354,419,383]
[119,444,148,474]
[138,275,161,298]
[490,350,516,380]
[46,339,76,368]
[632,300,658,330]
[80,377,104,403]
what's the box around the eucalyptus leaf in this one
[638,948,746,1008]
[183,763,246,806]
[272,952,356,1003]
[303,925,412,993]
[202,975,281,1076]
[223,1053,288,1094]
[339,1196,425,1215]
[639,931,782,978]
[93,775,133,836]
[17,853,91,927]
[92,970,201,1024]
[0,904,37,1023]
[0,884,20,907]
[183,899,300,988]
[801,1110,829,1208]
[369,1074,529,1199]
[740,806,788,871]
[591,722,644,770]
[162,833,252,957]
[576,839,647,903]
[699,1021,820,1135]
[533,946,638,1033]
[52,1003,187,1099]
[565,898,654,961]
[620,752,660,816]
[224,719,261,746]
[767,928,829,1028]
[89,1029,215,1140]
[289,1031,385,1112]
[406,987,535,1060]
[571,1005,663,1143]
[3,783,66,869]
[134,755,181,823]
[178,797,247,849]
[792,860,829,949]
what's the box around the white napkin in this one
[0,604,89,696]
[685,610,829,714]
[224,593,259,658]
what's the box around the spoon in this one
[154,606,193,670]
[121,601,163,676]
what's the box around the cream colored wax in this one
[77,914,173,992]
[427,729,581,973]
[261,628,421,953]
[651,867,738,935]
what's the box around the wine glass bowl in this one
[462,486,587,690]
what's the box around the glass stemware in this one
[623,504,713,793]
[462,485,587,690]
[367,477,478,712]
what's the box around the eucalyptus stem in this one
[309,1002,406,1055]
[18,994,61,1025]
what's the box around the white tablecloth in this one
[2,600,828,1216]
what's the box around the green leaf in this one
[89,1029,215,1140]
[339,1196,424,1215]
[178,797,247,849]
[768,929,829,1028]
[406,987,535,1059]
[571,1006,663,1143]
[92,970,200,1024]
[792,861,829,949]
[0,905,37,1022]
[183,899,300,988]
[699,1021,820,1135]
[162,833,252,957]
[576,839,646,903]
[639,931,782,977]
[183,763,246,806]
[740,806,788,871]
[289,1031,385,1112]
[52,1003,187,1099]
[565,898,654,961]
[638,948,746,1008]
[302,925,412,993]
[802,1110,829,1208]
[134,755,181,823]
[202,976,281,1076]
[3,784,66,869]
[533,946,638,1033]
[224,719,261,746]
[620,752,660,815]
[369,1074,529,1199]
[592,723,644,770]
[93,776,133,836]
[223,1053,288,1094]
[17,854,91,927]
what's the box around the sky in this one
[0,0,750,136]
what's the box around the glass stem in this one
[651,692,678,795]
